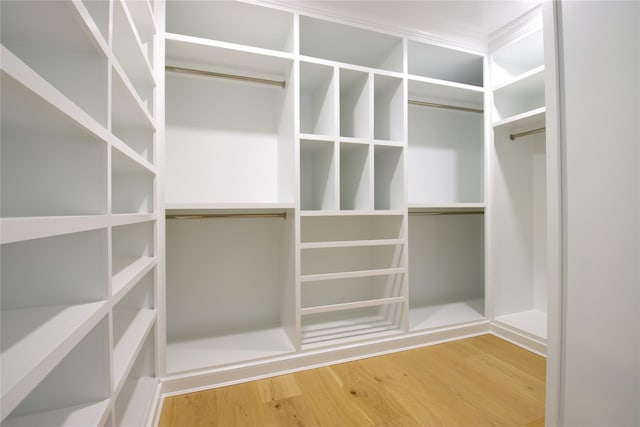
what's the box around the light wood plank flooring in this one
[159,334,545,426]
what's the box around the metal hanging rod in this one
[166,212,287,220]
[165,65,286,88]
[408,99,483,114]
[510,127,546,141]
[409,211,483,216]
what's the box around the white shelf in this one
[166,1,294,53]
[300,238,405,249]
[112,0,155,112]
[374,74,404,141]
[300,267,404,283]
[300,210,406,217]
[113,309,156,391]
[166,327,294,373]
[301,296,405,316]
[0,46,109,143]
[301,308,403,349]
[408,203,485,213]
[340,142,371,210]
[409,299,485,331]
[300,16,403,72]
[492,66,545,123]
[493,107,546,130]
[408,78,484,111]
[408,40,483,87]
[374,145,404,210]
[2,399,110,427]
[1,67,108,218]
[111,148,155,215]
[0,216,108,244]
[300,61,336,136]
[339,68,372,139]
[494,310,547,339]
[115,377,158,427]
[0,302,108,417]
[165,202,295,213]
[111,256,156,300]
[0,1,109,126]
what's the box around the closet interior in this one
[0,0,553,424]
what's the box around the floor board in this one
[159,334,545,426]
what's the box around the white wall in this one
[558,1,639,425]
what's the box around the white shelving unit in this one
[489,6,548,352]
[0,0,160,424]
[2,0,565,422]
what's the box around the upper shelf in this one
[165,33,293,82]
[408,40,483,87]
[166,0,294,53]
[491,18,543,88]
[300,16,403,72]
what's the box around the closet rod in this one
[166,212,287,220]
[409,211,483,216]
[510,127,546,141]
[165,66,286,88]
[408,99,483,114]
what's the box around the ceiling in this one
[269,0,541,51]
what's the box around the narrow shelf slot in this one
[340,69,371,139]
[374,74,404,141]
[111,148,155,215]
[300,62,336,136]
[340,142,371,210]
[0,0,108,127]
[374,145,404,210]
[113,0,155,114]
[111,71,155,164]
[300,139,337,211]
[1,72,107,217]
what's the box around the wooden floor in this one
[159,334,545,426]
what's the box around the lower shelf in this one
[116,377,158,427]
[166,327,295,374]
[301,307,404,350]
[494,310,547,339]
[2,399,110,427]
[409,298,485,331]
